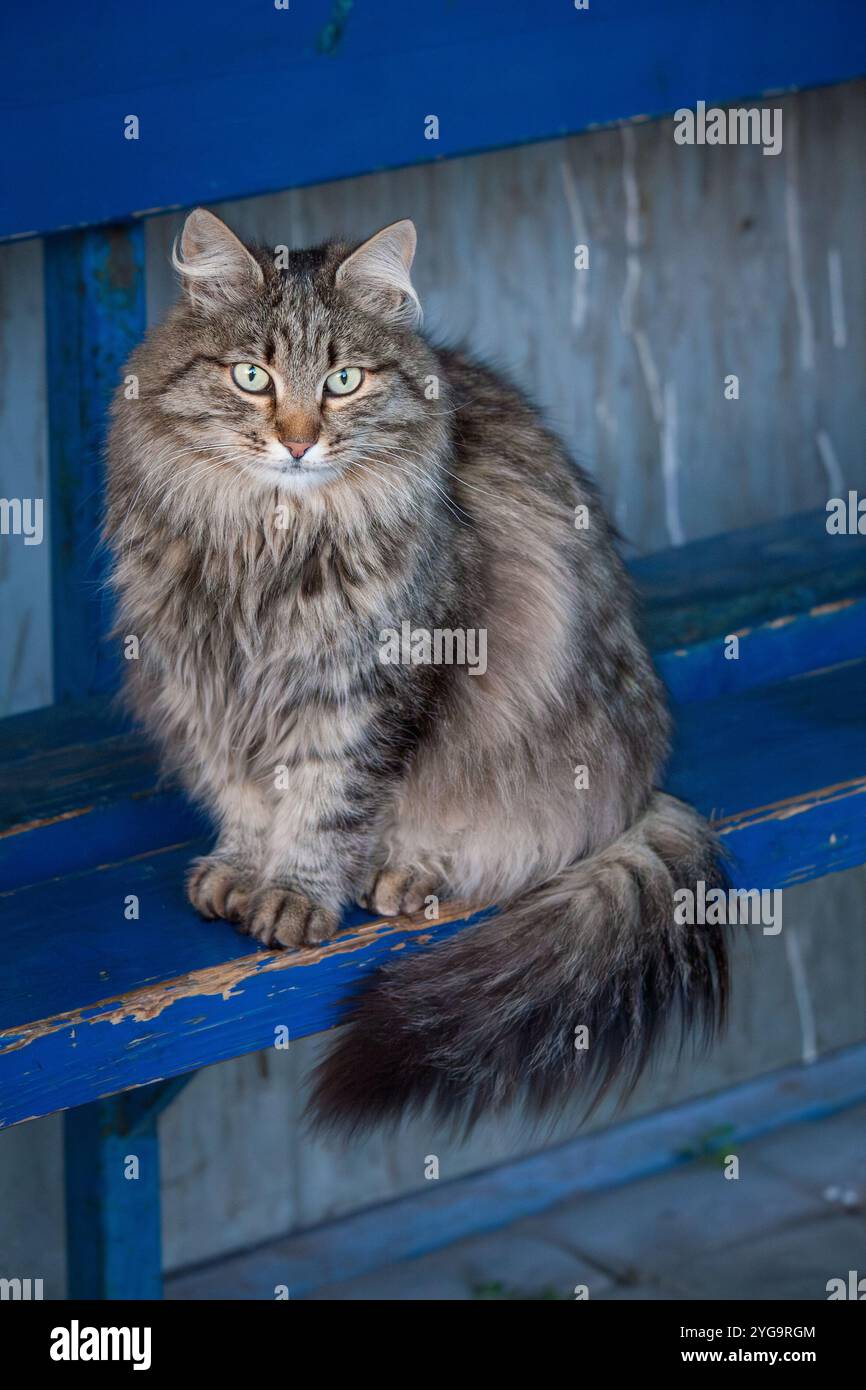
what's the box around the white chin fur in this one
[256,440,335,490]
[258,464,334,491]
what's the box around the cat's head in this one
[122,209,444,510]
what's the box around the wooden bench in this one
[2,0,865,1299]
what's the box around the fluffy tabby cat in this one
[106,209,728,1131]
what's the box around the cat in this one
[105,209,728,1132]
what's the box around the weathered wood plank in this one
[0,887,497,1129]
[43,224,146,702]
[3,1,865,241]
[0,236,51,715]
[1,656,863,1129]
[654,598,866,704]
[634,508,866,652]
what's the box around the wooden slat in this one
[2,1,865,241]
[44,224,146,701]
[654,598,866,705]
[1,656,863,1129]
[670,659,866,886]
[634,507,866,652]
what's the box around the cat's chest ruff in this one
[152,526,402,681]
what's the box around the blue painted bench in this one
[2,0,865,1300]
[2,512,864,1294]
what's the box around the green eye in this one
[231,363,272,393]
[325,366,364,396]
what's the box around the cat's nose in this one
[282,439,317,461]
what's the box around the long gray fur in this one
[105,210,728,1134]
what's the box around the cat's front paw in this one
[240,885,340,950]
[186,855,253,923]
[362,864,441,916]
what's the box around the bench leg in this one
[64,1077,192,1300]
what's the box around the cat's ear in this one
[172,208,264,307]
[335,220,421,328]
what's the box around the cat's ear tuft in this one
[172,209,264,307]
[335,220,421,329]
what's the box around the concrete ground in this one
[306,1103,866,1300]
[166,1100,866,1301]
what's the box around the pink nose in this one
[284,440,316,461]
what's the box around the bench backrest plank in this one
[3,0,865,241]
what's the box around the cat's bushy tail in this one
[309,793,729,1134]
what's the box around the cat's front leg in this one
[184,786,346,949]
[235,752,386,950]
[185,780,270,926]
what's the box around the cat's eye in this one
[324,366,364,397]
[231,363,272,393]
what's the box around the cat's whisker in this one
[152,455,245,517]
[370,442,504,507]
[356,447,472,525]
[117,445,243,543]
[349,451,445,515]
[348,456,430,525]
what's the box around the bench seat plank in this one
[633,507,866,649]
[2,655,864,1129]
